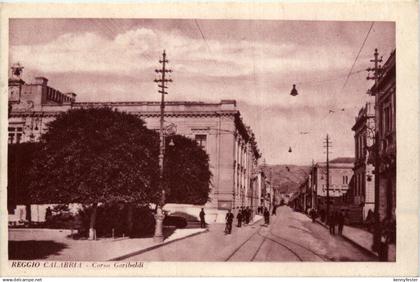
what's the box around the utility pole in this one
[323,134,332,218]
[311,159,315,210]
[367,48,383,254]
[153,50,172,243]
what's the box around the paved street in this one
[124,206,377,262]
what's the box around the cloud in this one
[9,21,394,165]
[11,26,358,79]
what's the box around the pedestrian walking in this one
[245,207,250,224]
[225,209,234,234]
[237,209,243,227]
[310,208,317,223]
[337,210,345,235]
[272,205,277,215]
[199,208,206,228]
[328,212,336,235]
[263,207,270,225]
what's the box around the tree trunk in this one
[127,203,134,237]
[89,203,98,240]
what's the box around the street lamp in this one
[290,84,299,96]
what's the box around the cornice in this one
[9,109,238,119]
[74,101,225,107]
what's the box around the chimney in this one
[220,99,236,110]
[34,77,48,86]
[66,92,77,103]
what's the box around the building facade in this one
[292,176,312,213]
[8,72,261,223]
[352,102,376,220]
[373,50,396,224]
[368,50,396,254]
[254,169,271,210]
[310,158,354,216]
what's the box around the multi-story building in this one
[310,158,354,216]
[8,71,261,223]
[352,102,376,220]
[373,50,396,224]
[368,50,396,256]
[293,176,312,213]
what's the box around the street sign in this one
[165,123,177,136]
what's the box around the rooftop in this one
[330,157,355,164]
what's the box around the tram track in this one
[254,230,303,261]
[267,229,330,262]
[225,216,330,262]
[225,224,305,262]
[224,224,264,261]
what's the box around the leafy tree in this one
[8,142,41,220]
[163,135,212,205]
[28,108,160,239]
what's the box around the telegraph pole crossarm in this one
[366,48,384,256]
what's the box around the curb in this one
[314,219,378,259]
[108,229,208,261]
[340,233,378,258]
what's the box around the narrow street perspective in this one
[123,206,376,262]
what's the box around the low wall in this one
[163,203,228,224]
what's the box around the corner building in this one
[8,74,261,223]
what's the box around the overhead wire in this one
[295,68,365,86]
[316,22,374,126]
[192,19,229,90]
[341,22,374,91]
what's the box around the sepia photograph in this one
[1,1,419,277]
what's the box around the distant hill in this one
[261,164,311,194]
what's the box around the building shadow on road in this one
[9,240,68,260]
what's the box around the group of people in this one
[257,205,273,225]
[236,206,252,227]
[225,207,253,234]
[327,210,346,235]
[200,206,277,235]
[225,206,274,234]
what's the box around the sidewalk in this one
[9,227,207,261]
[314,218,396,261]
[120,215,268,261]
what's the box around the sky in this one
[9,19,395,165]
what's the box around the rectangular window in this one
[342,175,348,185]
[8,133,14,144]
[383,105,392,134]
[195,134,207,150]
[8,126,23,144]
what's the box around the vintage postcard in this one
[0,1,418,277]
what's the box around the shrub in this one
[163,215,187,228]
[76,204,156,238]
